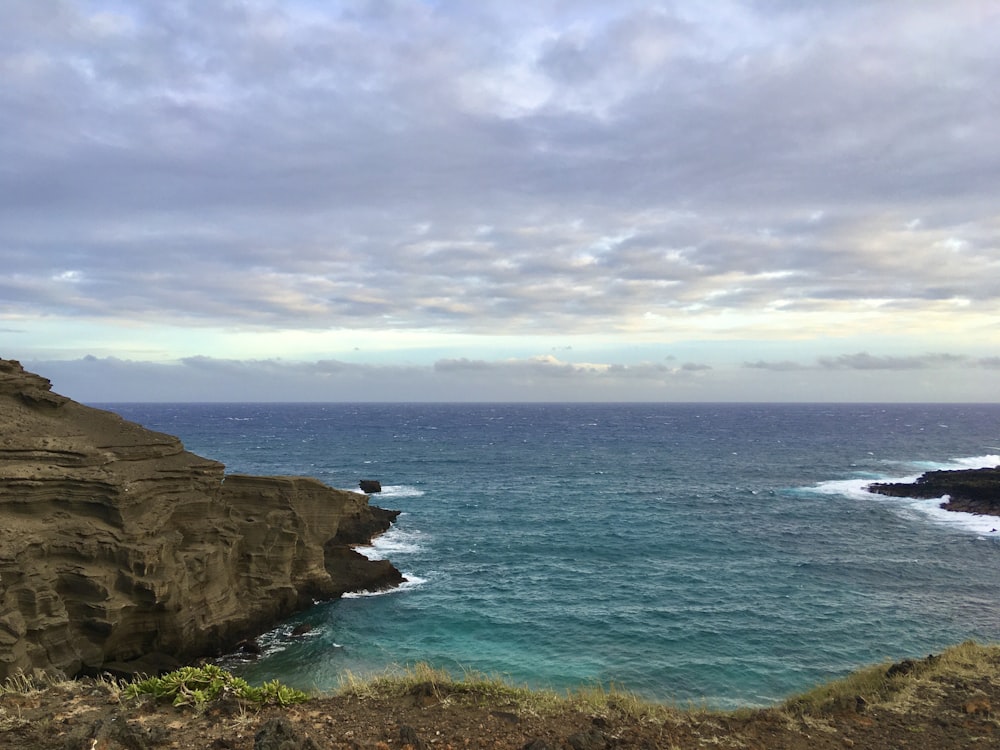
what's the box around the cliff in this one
[0,359,402,680]
[868,466,1000,516]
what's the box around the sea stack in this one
[0,358,402,680]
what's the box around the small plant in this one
[122,664,309,708]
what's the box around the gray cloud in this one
[26,351,1000,404]
[743,360,809,371]
[817,352,968,370]
[746,352,995,372]
[2,1,999,336]
[21,353,718,402]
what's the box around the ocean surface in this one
[99,402,1000,708]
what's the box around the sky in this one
[2,0,999,402]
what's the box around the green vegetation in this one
[122,664,309,708]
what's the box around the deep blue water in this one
[98,402,1000,708]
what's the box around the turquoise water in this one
[102,403,1000,707]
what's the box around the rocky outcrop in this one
[359,479,382,494]
[868,466,1000,516]
[0,358,402,680]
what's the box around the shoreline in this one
[867,465,1000,517]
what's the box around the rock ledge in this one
[868,466,1000,516]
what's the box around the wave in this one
[216,620,334,664]
[345,484,425,498]
[341,573,428,599]
[379,485,425,498]
[807,454,1000,538]
[355,524,426,560]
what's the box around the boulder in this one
[359,479,382,493]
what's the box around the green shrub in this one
[122,664,308,708]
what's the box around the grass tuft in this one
[782,640,1000,717]
[336,662,680,724]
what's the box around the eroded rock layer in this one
[0,359,401,679]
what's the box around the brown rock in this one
[964,695,991,715]
[0,358,402,679]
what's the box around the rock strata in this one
[868,466,1000,516]
[0,358,402,680]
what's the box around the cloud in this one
[2,0,999,343]
[745,351,995,372]
[743,360,809,371]
[816,352,968,370]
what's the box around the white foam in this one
[939,454,1000,470]
[807,454,1000,538]
[341,573,428,598]
[355,524,426,560]
[379,485,426,498]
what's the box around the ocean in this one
[100,402,1000,708]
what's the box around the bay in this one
[100,402,1000,708]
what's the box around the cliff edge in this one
[0,358,402,680]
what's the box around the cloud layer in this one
[4,1,1000,330]
[3,1,999,399]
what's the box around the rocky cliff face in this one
[0,359,402,680]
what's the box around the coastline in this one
[868,466,1000,517]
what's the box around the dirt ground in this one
[3,652,1000,750]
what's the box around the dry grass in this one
[782,640,1000,717]
[0,671,44,698]
[335,661,680,724]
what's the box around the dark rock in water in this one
[868,466,1000,517]
[0,357,403,680]
[237,639,263,655]
[290,623,313,637]
[359,479,382,493]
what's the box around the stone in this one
[566,728,607,750]
[359,479,382,493]
[254,717,321,750]
[397,724,424,750]
[0,358,402,679]
[964,695,991,715]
